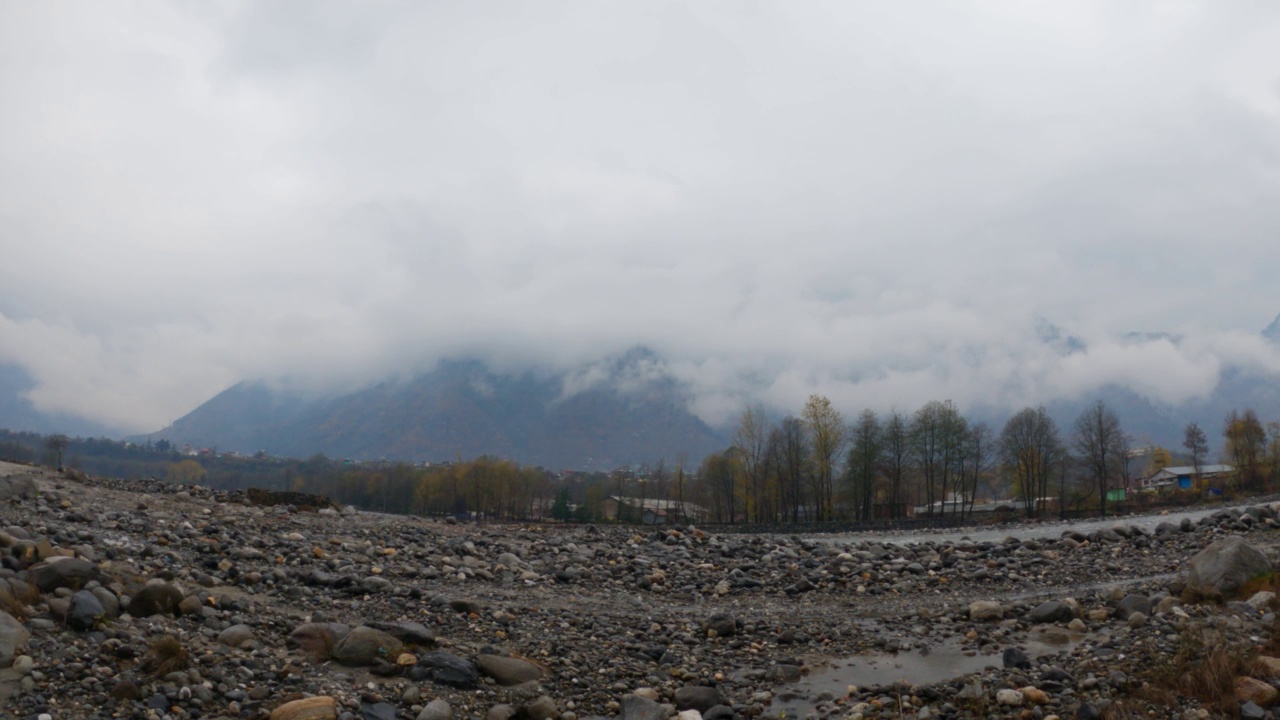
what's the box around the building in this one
[601,496,708,524]
[1140,465,1235,492]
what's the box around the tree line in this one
[691,397,1280,524]
[3,401,1280,525]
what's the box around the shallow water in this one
[763,633,1082,719]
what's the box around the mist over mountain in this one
[0,363,118,438]
[150,349,727,470]
[134,313,1280,470]
[1003,316,1280,451]
[1264,313,1280,344]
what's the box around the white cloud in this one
[1,1,1279,433]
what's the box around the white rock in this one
[1248,591,1277,611]
[13,655,34,675]
[996,689,1024,706]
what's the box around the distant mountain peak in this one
[1122,331,1180,345]
[1264,312,1280,343]
[1034,319,1087,355]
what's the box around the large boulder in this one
[1186,535,1273,600]
[29,557,101,592]
[218,624,255,648]
[674,685,725,713]
[968,600,1004,622]
[0,610,29,667]
[366,621,435,646]
[417,699,452,720]
[1028,600,1075,624]
[67,590,105,631]
[1115,594,1153,619]
[331,626,404,666]
[410,651,478,688]
[270,696,338,720]
[127,579,184,617]
[620,695,668,720]
[476,654,544,685]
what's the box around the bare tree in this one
[1073,400,1125,517]
[883,411,910,519]
[1183,422,1208,486]
[775,417,808,521]
[962,423,995,517]
[844,409,883,521]
[674,453,688,523]
[1000,406,1062,518]
[802,394,846,521]
[650,456,670,507]
[697,451,738,524]
[732,404,771,523]
[46,434,69,470]
[1115,432,1134,496]
[910,401,966,517]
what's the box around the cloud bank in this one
[2,2,1279,432]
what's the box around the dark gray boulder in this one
[30,558,101,592]
[1028,600,1075,624]
[703,613,737,637]
[127,579,184,617]
[1116,594,1153,619]
[1186,535,1272,600]
[412,651,479,688]
[1002,647,1031,669]
[67,590,105,631]
[674,685,724,712]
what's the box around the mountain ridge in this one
[150,354,728,470]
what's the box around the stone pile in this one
[2,462,1280,719]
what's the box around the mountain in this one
[150,350,728,470]
[0,363,117,438]
[1264,312,1280,343]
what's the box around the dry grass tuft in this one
[0,581,39,620]
[1179,584,1220,605]
[1132,628,1250,716]
[142,635,189,677]
[1184,570,1280,606]
[1238,570,1280,600]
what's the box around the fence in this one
[697,514,982,535]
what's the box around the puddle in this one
[1008,573,1179,602]
[761,633,1082,719]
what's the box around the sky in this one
[2,1,1280,434]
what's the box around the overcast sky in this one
[2,1,1280,433]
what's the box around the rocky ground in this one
[4,461,1280,720]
